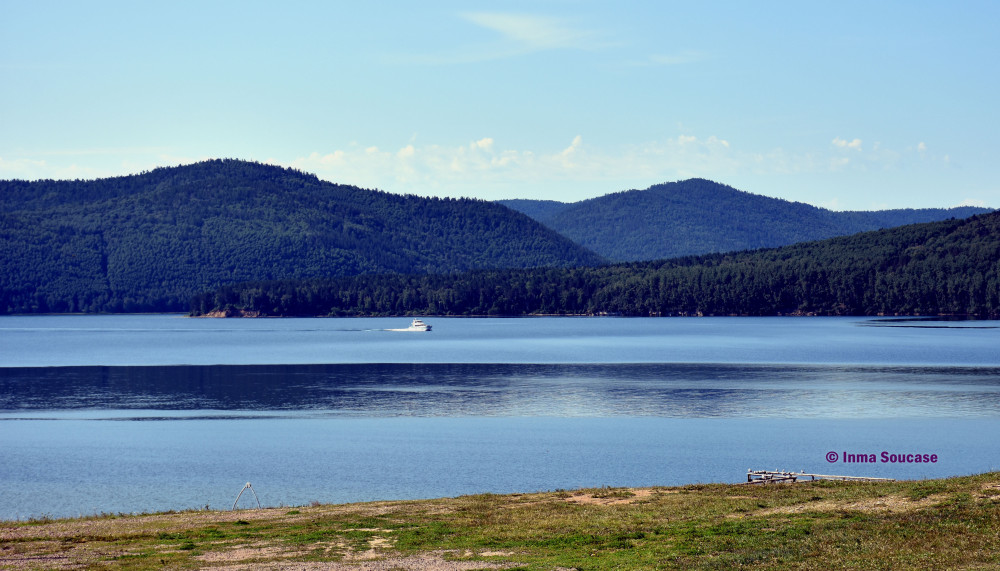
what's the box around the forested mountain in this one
[192,211,1000,318]
[497,199,569,223]
[499,179,991,261]
[0,160,603,313]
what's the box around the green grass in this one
[3,473,1000,569]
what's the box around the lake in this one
[1,314,999,520]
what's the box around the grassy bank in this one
[3,473,1000,570]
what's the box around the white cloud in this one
[392,12,603,64]
[832,137,863,150]
[4,135,956,206]
[285,134,754,198]
[471,137,494,151]
[917,142,927,152]
[462,12,597,52]
[559,135,583,163]
[288,137,562,193]
[320,151,346,165]
[0,156,48,178]
[0,152,198,181]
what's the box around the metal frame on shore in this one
[746,469,895,484]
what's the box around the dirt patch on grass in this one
[742,494,944,517]
[219,550,518,570]
[978,483,1000,497]
[0,543,100,570]
[562,487,656,506]
[196,543,305,563]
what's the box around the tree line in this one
[191,212,1000,318]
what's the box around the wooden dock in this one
[746,469,895,484]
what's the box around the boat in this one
[388,318,431,332]
[406,319,432,331]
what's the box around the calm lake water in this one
[1,315,999,520]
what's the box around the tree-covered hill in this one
[499,179,991,261]
[192,211,1000,318]
[0,159,604,313]
[496,198,569,223]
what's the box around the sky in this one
[2,1,998,210]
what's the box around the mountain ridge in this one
[0,159,603,313]
[5,161,993,315]
[499,178,991,261]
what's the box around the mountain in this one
[496,199,569,223]
[0,159,604,313]
[499,179,992,261]
[193,211,1000,318]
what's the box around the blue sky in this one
[2,1,998,210]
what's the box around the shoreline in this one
[3,472,998,569]
[192,309,992,319]
[0,468,946,526]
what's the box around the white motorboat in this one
[389,319,432,332]
[407,319,432,331]
[406,319,431,331]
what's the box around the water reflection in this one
[2,363,999,418]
